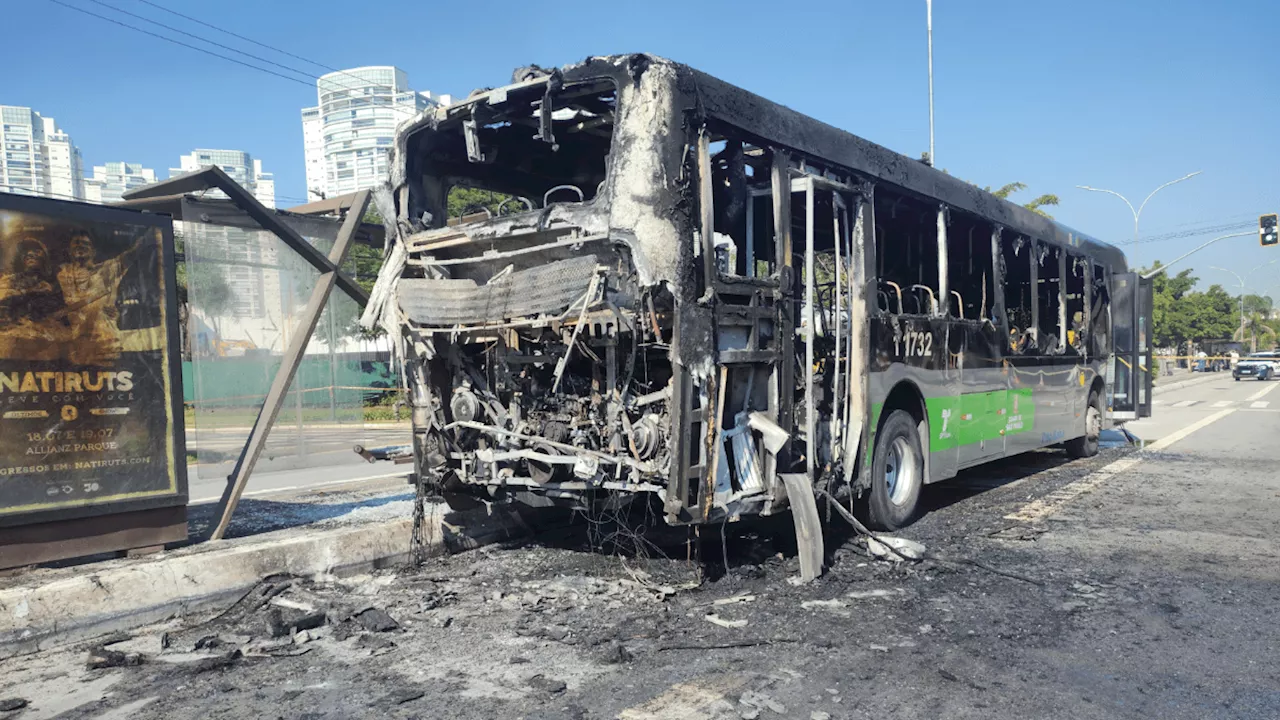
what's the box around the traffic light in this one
[1263,213,1279,247]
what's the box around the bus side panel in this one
[957,320,1008,468]
[866,315,960,484]
[869,318,1102,476]
[1074,360,1108,436]
[1004,357,1062,454]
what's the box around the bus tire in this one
[864,409,924,531]
[1065,390,1102,459]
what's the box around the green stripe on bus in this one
[926,389,1034,451]
[867,389,1038,458]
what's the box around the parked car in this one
[1193,355,1228,372]
[1233,352,1280,381]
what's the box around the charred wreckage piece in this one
[354,54,877,539]
[362,55,785,527]
[359,53,1124,564]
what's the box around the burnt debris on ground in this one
[23,447,1143,720]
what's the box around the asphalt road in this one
[8,376,1279,719]
[184,423,411,504]
[1137,371,1279,442]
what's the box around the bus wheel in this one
[1065,390,1102,459]
[864,409,924,530]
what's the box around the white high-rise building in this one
[171,149,276,209]
[252,159,275,209]
[0,106,84,200]
[84,161,158,204]
[301,105,324,201]
[301,67,450,202]
[43,118,84,201]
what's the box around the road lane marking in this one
[1171,400,1199,408]
[1005,456,1143,523]
[1143,408,1237,451]
[1251,401,1271,409]
[1212,400,1233,408]
[1005,408,1237,523]
[1246,383,1279,402]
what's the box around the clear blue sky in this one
[6,0,1279,293]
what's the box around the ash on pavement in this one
[5,414,1278,720]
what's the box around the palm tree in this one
[1242,309,1277,351]
[986,182,1061,219]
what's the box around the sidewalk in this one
[0,487,550,660]
[1153,368,1224,395]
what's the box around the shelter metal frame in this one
[122,168,373,540]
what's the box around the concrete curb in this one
[0,502,542,660]
[1153,371,1225,396]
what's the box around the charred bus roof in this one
[682,61,1126,271]
[391,53,1124,271]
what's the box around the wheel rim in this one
[1086,405,1101,440]
[884,436,918,506]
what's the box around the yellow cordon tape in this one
[1154,355,1243,361]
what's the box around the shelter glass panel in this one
[180,220,394,485]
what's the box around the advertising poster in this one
[0,193,185,524]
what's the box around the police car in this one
[1233,352,1280,381]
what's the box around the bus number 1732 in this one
[895,330,933,359]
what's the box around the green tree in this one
[1260,316,1280,350]
[1147,262,1199,346]
[932,170,1061,219]
[447,186,517,219]
[985,182,1061,219]
[1242,293,1273,317]
[1145,261,1238,347]
[345,243,383,294]
[1193,284,1239,342]
[174,231,234,357]
[1246,310,1277,348]
[346,206,392,337]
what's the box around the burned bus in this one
[363,54,1152,531]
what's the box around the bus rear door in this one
[1110,272,1154,420]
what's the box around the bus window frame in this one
[697,124,782,285]
[943,208,1000,327]
[1064,251,1089,357]
[999,229,1037,356]
[871,186,943,320]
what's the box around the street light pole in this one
[1140,230,1255,280]
[1208,259,1280,344]
[925,0,949,318]
[1077,171,1202,266]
